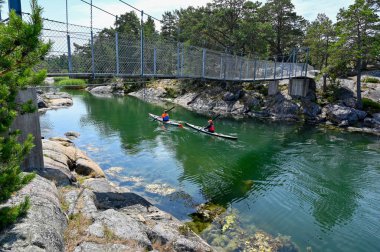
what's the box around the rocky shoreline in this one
[0,135,213,252]
[125,78,380,136]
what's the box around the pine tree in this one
[0,0,50,230]
[329,0,380,107]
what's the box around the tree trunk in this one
[323,73,327,93]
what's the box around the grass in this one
[362,98,380,113]
[362,77,380,83]
[54,79,87,89]
[53,77,69,82]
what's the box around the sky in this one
[1,0,355,30]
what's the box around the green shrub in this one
[164,87,178,98]
[362,77,380,83]
[0,0,48,231]
[0,197,30,231]
[53,76,69,82]
[55,79,87,89]
[362,98,380,113]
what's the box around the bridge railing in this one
[32,14,314,81]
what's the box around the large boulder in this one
[0,175,67,252]
[87,209,152,249]
[265,93,301,121]
[335,87,357,108]
[323,104,367,126]
[90,85,113,94]
[41,138,105,185]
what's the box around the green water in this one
[40,91,380,252]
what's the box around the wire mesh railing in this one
[34,14,314,81]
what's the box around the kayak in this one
[149,113,183,127]
[185,122,238,140]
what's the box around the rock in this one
[38,92,73,112]
[145,183,176,196]
[301,99,321,120]
[0,175,67,252]
[74,242,133,252]
[244,231,298,252]
[323,104,367,126]
[364,117,380,129]
[336,87,357,108]
[129,88,166,102]
[37,94,48,108]
[90,85,113,94]
[223,92,236,102]
[64,189,98,218]
[82,178,127,194]
[64,131,80,140]
[174,237,212,252]
[41,139,105,183]
[265,93,300,121]
[87,209,152,249]
[76,158,105,177]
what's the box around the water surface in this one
[40,91,380,252]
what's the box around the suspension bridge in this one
[3,0,314,82]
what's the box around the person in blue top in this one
[161,110,169,122]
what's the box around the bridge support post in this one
[281,56,284,79]
[263,61,267,80]
[177,43,181,77]
[239,57,243,81]
[11,88,43,172]
[289,78,309,97]
[253,59,257,81]
[115,32,119,76]
[202,49,206,79]
[8,0,22,17]
[153,47,157,75]
[273,58,277,80]
[268,80,279,96]
[140,10,144,77]
[67,35,73,75]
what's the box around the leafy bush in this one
[362,98,380,113]
[362,77,380,83]
[164,87,178,98]
[0,197,30,231]
[55,79,87,89]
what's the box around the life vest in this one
[162,113,169,121]
[209,124,215,133]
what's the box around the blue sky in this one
[1,0,355,29]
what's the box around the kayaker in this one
[161,110,169,122]
[204,119,215,133]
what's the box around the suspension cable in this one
[118,0,162,22]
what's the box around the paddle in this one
[165,106,176,113]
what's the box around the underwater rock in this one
[244,231,299,252]
[145,183,176,196]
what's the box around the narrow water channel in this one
[40,91,380,252]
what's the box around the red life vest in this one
[209,124,215,133]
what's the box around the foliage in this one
[163,87,178,98]
[362,76,380,83]
[53,76,69,82]
[0,197,30,231]
[0,0,49,229]
[55,78,86,88]
[328,0,380,107]
[362,98,380,113]
[261,0,307,56]
[304,13,335,71]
